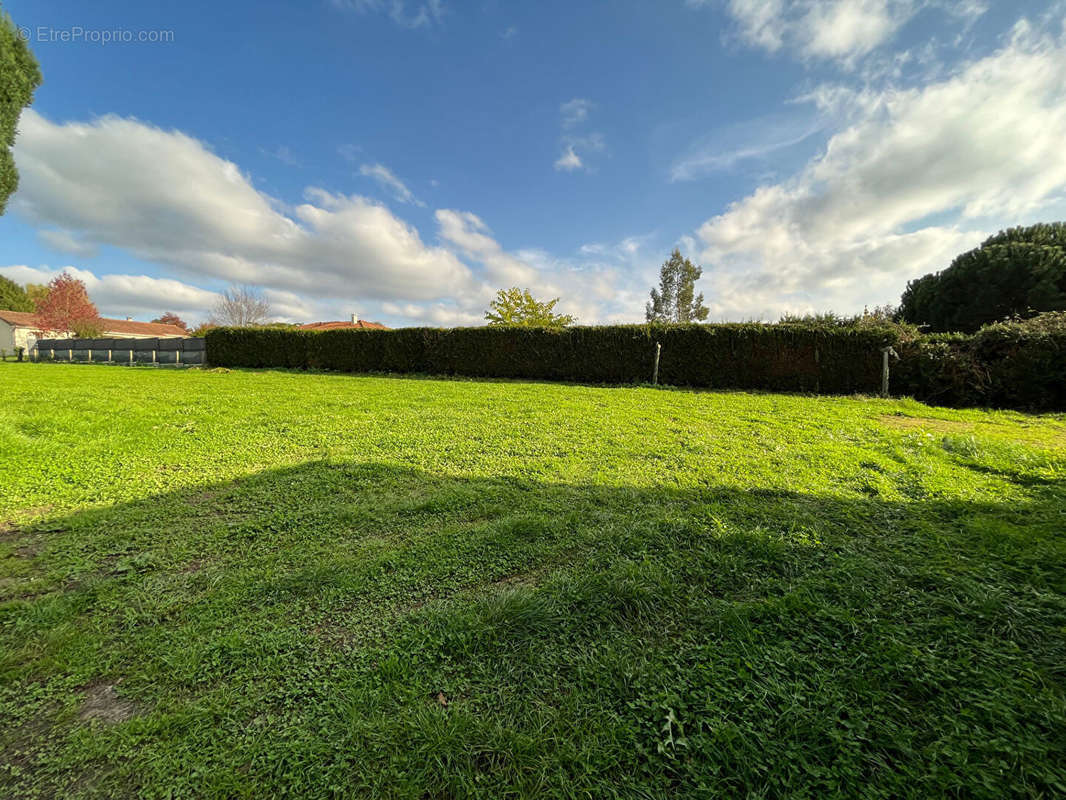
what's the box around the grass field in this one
[1,362,1065,798]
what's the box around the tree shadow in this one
[1,461,1064,798]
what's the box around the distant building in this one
[0,310,187,353]
[298,313,389,331]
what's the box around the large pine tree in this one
[646,249,710,323]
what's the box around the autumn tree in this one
[646,249,709,323]
[485,287,576,329]
[210,285,272,327]
[1,9,43,214]
[152,312,189,331]
[0,274,33,311]
[33,274,103,337]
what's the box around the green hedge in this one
[893,313,1066,411]
[206,323,899,394]
[206,318,1066,410]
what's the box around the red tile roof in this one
[298,320,390,331]
[0,309,187,337]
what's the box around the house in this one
[298,313,389,331]
[0,310,187,353]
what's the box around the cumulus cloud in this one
[358,162,424,206]
[434,210,649,324]
[12,111,473,303]
[0,265,221,320]
[693,19,1066,319]
[9,110,654,328]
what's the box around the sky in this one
[2,0,1066,327]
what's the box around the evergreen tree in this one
[899,222,1066,332]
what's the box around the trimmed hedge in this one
[205,317,1066,410]
[206,324,900,394]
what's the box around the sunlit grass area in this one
[1,363,1064,798]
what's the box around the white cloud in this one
[693,19,1066,319]
[554,99,604,173]
[261,145,301,167]
[670,109,824,181]
[701,0,989,65]
[9,109,657,327]
[554,146,584,172]
[332,0,445,29]
[37,229,98,258]
[435,210,650,324]
[560,98,593,128]
[12,111,473,303]
[0,265,221,320]
[358,162,425,206]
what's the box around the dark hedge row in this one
[206,324,898,394]
[894,313,1066,411]
[205,316,1066,410]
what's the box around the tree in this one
[646,249,709,323]
[0,9,43,214]
[0,274,33,311]
[25,282,48,308]
[33,274,103,337]
[210,285,272,327]
[899,222,1066,332]
[484,287,576,329]
[152,312,189,332]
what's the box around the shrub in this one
[893,313,1066,411]
[207,323,903,395]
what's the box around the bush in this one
[894,313,1066,411]
[207,323,904,395]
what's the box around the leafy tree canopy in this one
[152,312,189,332]
[899,222,1066,332]
[0,274,33,311]
[0,9,43,214]
[646,249,710,323]
[33,273,102,337]
[485,287,576,329]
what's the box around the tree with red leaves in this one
[33,274,103,337]
[152,312,189,332]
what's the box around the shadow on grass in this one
[1,462,1064,798]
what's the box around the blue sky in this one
[2,0,1065,326]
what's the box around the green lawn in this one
[1,363,1064,798]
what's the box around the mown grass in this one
[0,363,1064,798]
